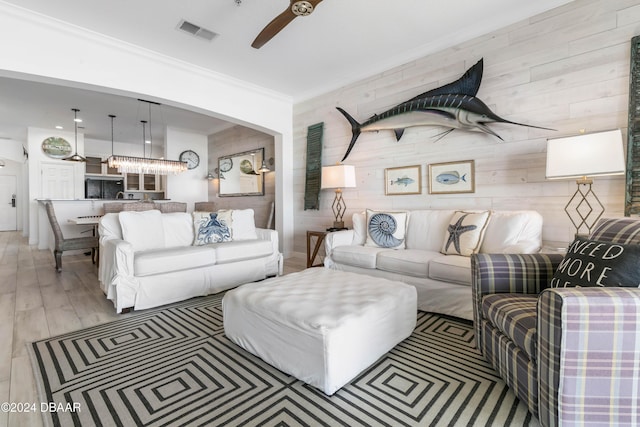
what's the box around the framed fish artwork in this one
[385,165,421,195]
[428,160,475,194]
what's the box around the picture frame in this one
[218,148,265,197]
[428,160,475,194]
[385,165,421,195]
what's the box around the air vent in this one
[177,19,218,41]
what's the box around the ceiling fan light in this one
[292,1,314,16]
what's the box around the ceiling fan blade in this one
[251,5,297,49]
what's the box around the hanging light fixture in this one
[107,100,187,175]
[101,114,117,165]
[63,108,86,162]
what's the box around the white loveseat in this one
[324,210,543,320]
[98,209,282,313]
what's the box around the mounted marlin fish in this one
[336,59,553,161]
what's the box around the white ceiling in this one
[0,0,574,144]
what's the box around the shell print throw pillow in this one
[364,209,408,249]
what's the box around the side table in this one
[306,230,327,268]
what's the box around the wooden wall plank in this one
[291,0,637,253]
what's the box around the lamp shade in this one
[546,129,625,180]
[321,164,356,189]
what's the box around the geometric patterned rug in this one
[29,293,538,426]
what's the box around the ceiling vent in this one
[177,19,218,42]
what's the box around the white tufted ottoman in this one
[222,268,417,395]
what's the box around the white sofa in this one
[324,210,543,320]
[98,209,282,313]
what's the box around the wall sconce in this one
[206,171,215,180]
[258,159,270,173]
[258,157,274,173]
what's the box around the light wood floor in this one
[0,231,306,427]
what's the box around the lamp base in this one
[327,222,347,232]
[564,179,604,236]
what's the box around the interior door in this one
[41,162,75,199]
[0,175,17,231]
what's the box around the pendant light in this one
[101,114,117,165]
[110,114,116,155]
[63,108,86,162]
[107,100,187,175]
[141,120,148,158]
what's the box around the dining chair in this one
[43,200,99,272]
[103,202,125,213]
[121,202,156,211]
[194,201,215,212]
[154,202,187,213]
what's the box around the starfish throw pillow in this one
[441,211,491,256]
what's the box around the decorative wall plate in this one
[41,137,72,159]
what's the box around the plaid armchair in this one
[472,218,640,427]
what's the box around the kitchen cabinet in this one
[125,173,162,192]
[85,156,121,176]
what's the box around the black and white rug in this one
[30,294,537,426]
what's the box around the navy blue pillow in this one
[551,236,640,288]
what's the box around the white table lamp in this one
[321,164,356,230]
[546,129,625,235]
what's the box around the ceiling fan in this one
[251,0,324,49]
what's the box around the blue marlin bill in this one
[336,58,554,161]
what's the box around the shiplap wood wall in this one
[208,126,275,229]
[291,0,640,254]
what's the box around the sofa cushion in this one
[376,249,441,278]
[480,211,542,254]
[231,209,258,240]
[428,255,472,285]
[441,211,490,256]
[550,236,640,288]
[365,209,408,249]
[210,239,273,264]
[119,210,165,251]
[332,245,385,269]
[162,213,194,248]
[134,245,217,276]
[99,213,122,240]
[404,210,457,251]
[352,212,367,245]
[193,210,233,245]
[482,294,538,360]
